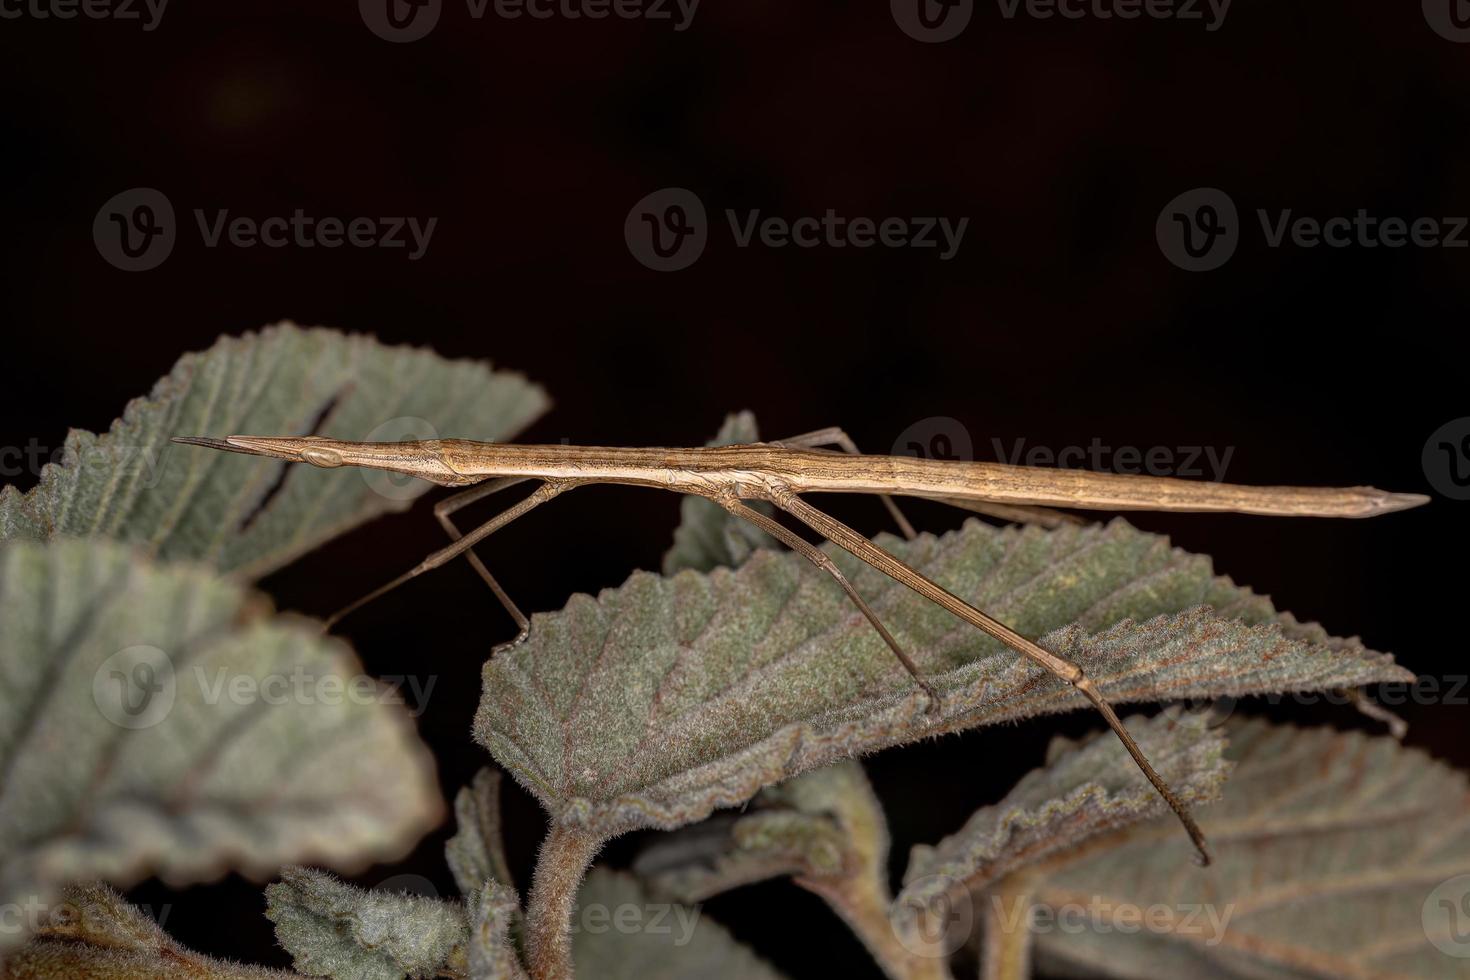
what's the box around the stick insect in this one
[173,428,1428,865]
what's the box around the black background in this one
[2,1,1467,976]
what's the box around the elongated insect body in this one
[177,436,1427,516]
[173,429,1428,865]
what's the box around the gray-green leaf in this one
[661,411,776,575]
[4,882,298,978]
[475,518,1409,840]
[0,538,442,954]
[637,760,888,903]
[266,868,469,980]
[1027,719,1470,980]
[447,768,517,898]
[468,880,528,980]
[571,870,786,979]
[639,761,949,980]
[899,712,1229,912]
[635,785,854,905]
[0,323,548,579]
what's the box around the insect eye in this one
[301,447,344,468]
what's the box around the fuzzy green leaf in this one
[1025,719,1470,980]
[636,796,851,906]
[637,760,886,903]
[571,870,786,979]
[899,712,1229,913]
[661,411,776,575]
[475,518,1409,840]
[3,881,299,978]
[447,768,517,899]
[637,761,952,980]
[467,880,528,980]
[265,868,469,980]
[446,768,524,972]
[0,538,442,954]
[0,323,548,579]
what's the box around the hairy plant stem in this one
[524,823,603,979]
[979,873,1039,980]
[800,874,953,980]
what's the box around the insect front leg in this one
[322,479,576,637]
[435,477,534,644]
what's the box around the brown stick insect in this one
[173,427,1427,865]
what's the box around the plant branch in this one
[524,823,604,979]
[799,874,952,980]
[978,874,1039,980]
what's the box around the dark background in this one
[2,1,1467,976]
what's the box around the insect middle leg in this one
[771,426,918,539]
[763,486,1211,865]
[716,495,939,706]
